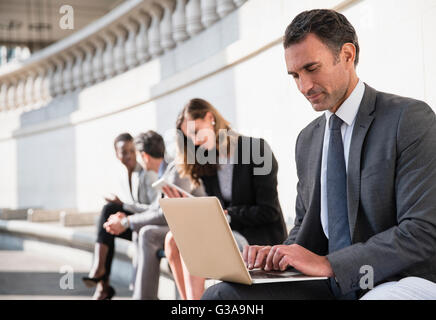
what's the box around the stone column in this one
[201,0,219,27]
[0,82,8,111]
[61,52,74,94]
[125,18,139,69]
[15,76,26,108]
[92,37,105,83]
[41,62,55,103]
[71,47,85,90]
[24,70,36,108]
[148,4,164,57]
[102,31,116,79]
[113,25,128,74]
[217,0,235,18]
[33,65,46,107]
[46,61,57,99]
[82,42,95,87]
[234,0,246,7]
[52,56,65,97]
[173,0,189,43]
[160,0,176,51]
[135,10,152,64]
[7,78,17,110]
[186,0,204,36]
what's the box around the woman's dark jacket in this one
[201,135,287,245]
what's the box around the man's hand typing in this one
[242,244,334,277]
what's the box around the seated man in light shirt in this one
[83,131,165,300]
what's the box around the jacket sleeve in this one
[126,164,172,231]
[283,181,306,245]
[327,101,436,295]
[227,138,283,228]
[127,197,166,232]
[284,132,305,245]
[122,202,151,214]
[122,169,158,213]
[127,161,206,231]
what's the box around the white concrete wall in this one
[1,0,435,227]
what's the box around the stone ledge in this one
[0,208,103,226]
[0,219,174,280]
[60,211,99,227]
[27,209,76,223]
[0,208,33,220]
[0,218,223,299]
[0,219,98,252]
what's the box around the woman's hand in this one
[104,194,123,205]
[103,212,127,235]
[162,185,188,198]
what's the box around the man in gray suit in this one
[202,9,436,300]
[84,131,163,299]
[105,131,206,299]
[131,161,206,299]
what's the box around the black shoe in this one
[104,286,116,300]
[82,275,105,288]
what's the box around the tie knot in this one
[329,114,344,130]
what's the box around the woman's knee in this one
[164,231,179,262]
[101,202,121,219]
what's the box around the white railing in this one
[0,0,247,113]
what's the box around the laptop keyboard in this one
[249,268,301,279]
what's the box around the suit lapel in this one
[202,174,224,205]
[213,174,225,206]
[347,84,377,240]
[308,116,325,214]
[131,163,141,202]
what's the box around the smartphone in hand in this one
[152,178,194,198]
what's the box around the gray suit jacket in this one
[122,163,159,213]
[285,83,436,296]
[128,161,206,232]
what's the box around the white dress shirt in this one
[320,80,365,238]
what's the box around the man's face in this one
[139,151,151,171]
[115,140,137,171]
[285,33,351,112]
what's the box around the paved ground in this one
[0,249,132,300]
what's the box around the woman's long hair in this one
[176,98,237,187]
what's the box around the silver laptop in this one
[159,196,328,284]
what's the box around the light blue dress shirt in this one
[320,80,365,238]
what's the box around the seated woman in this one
[163,98,288,300]
[82,131,164,300]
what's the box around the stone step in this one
[0,208,33,220]
[60,211,99,227]
[27,209,77,223]
[0,219,217,299]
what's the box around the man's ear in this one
[342,43,356,66]
[141,151,150,162]
[115,149,122,161]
